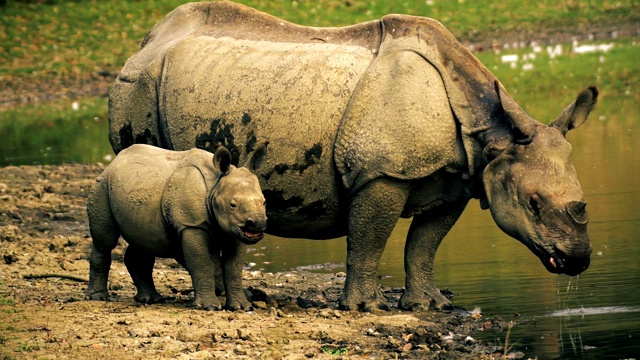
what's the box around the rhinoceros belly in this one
[157,37,375,239]
[105,149,179,256]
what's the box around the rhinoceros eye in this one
[230,201,237,209]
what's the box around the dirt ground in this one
[0,164,519,359]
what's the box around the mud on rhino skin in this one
[108,1,598,311]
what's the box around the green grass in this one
[0,0,638,165]
[0,0,638,81]
[474,38,640,122]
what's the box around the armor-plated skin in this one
[86,143,268,310]
[109,2,597,311]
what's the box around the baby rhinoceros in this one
[85,143,268,310]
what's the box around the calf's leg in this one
[181,228,221,310]
[220,239,252,311]
[124,244,165,304]
[85,179,119,301]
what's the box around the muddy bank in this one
[0,164,516,359]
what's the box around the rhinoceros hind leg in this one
[124,244,165,304]
[85,243,114,301]
[398,201,467,311]
[85,182,120,301]
[339,178,409,312]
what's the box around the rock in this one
[0,225,22,242]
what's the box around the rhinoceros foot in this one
[398,288,453,311]
[188,295,223,311]
[85,290,110,302]
[225,300,254,312]
[134,291,171,305]
[185,302,221,311]
[339,290,390,312]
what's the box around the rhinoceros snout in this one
[549,243,591,276]
[239,216,267,244]
[244,217,267,232]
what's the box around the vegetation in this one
[475,38,640,121]
[0,0,638,165]
[1,0,637,82]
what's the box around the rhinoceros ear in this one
[549,86,598,135]
[495,81,538,145]
[213,146,232,175]
[244,141,268,172]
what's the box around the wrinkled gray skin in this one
[85,143,268,310]
[108,2,596,311]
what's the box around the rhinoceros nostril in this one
[243,218,267,232]
[567,200,588,224]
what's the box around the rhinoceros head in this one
[210,143,268,245]
[483,85,598,276]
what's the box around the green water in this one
[0,97,113,166]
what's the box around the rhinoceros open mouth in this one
[539,243,590,276]
[239,226,264,243]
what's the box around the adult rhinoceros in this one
[108,1,597,311]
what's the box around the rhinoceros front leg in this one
[181,228,221,310]
[399,201,468,311]
[339,178,410,312]
[220,240,252,311]
[210,249,226,296]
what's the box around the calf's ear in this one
[549,86,598,135]
[244,141,268,172]
[213,146,232,175]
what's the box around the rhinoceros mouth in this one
[543,252,563,274]
[239,226,264,244]
[538,243,590,276]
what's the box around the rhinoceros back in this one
[109,2,381,238]
[93,145,212,253]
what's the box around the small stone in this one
[237,328,252,341]
[189,350,213,359]
[176,330,196,342]
[252,301,267,309]
[234,345,247,355]
[0,225,22,242]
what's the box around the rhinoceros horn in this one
[494,81,538,144]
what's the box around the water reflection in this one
[0,98,113,166]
